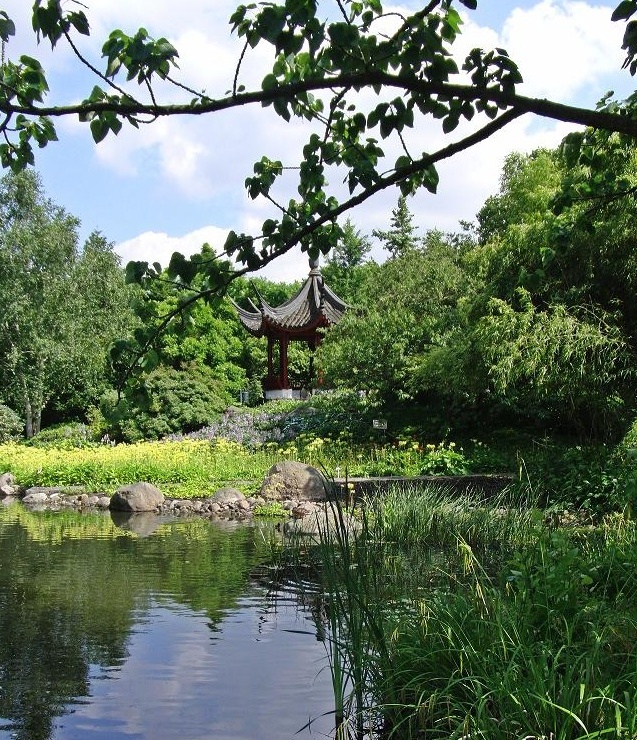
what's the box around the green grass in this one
[0,439,277,497]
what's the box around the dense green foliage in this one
[319,227,472,413]
[0,171,135,437]
[319,141,637,444]
[98,365,230,443]
[0,405,22,442]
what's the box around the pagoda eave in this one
[231,257,347,396]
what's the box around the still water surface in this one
[0,502,335,740]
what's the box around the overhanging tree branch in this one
[230,106,524,276]
[1,74,636,138]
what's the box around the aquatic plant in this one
[300,488,637,738]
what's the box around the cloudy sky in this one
[1,0,634,280]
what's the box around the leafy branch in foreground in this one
[2,0,637,316]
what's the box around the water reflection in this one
[0,503,334,739]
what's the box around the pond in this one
[0,502,336,740]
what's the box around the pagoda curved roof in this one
[231,261,347,337]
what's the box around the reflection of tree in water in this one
[0,605,102,740]
[0,507,272,739]
[250,563,328,643]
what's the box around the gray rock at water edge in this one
[22,490,50,504]
[283,506,362,540]
[260,461,331,502]
[23,486,63,504]
[109,482,165,512]
[211,487,246,504]
[0,472,17,497]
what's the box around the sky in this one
[1,0,634,281]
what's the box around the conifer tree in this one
[372,196,420,258]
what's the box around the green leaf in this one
[423,164,439,194]
[90,118,108,143]
[140,349,160,372]
[328,22,360,49]
[261,73,278,91]
[257,5,286,43]
[0,12,16,42]
[68,11,90,36]
[125,261,149,284]
[442,114,459,133]
[167,252,198,283]
[612,0,637,21]
[224,230,240,256]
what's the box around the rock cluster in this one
[0,461,337,527]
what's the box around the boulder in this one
[22,489,51,505]
[260,461,330,501]
[109,482,164,512]
[283,506,361,540]
[211,487,245,504]
[0,472,17,497]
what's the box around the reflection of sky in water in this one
[0,511,335,740]
[54,595,334,740]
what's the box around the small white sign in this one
[372,419,388,430]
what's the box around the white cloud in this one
[498,0,626,101]
[115,225,311,283]
[115,226,228,267]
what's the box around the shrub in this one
[0,404,22,442]
[514,441,628,516]
[27,422,95,448]
[420,441,469,475]
[101,364,230,442]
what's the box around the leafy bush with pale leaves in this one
[0,404,22,442]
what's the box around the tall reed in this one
[301,486,637,738]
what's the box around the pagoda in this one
[232,258,347,399]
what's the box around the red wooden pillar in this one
[267,336,274,377]
[280,335,289,389]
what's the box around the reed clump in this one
[301,486,637,739]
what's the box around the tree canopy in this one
[1,0,637,292]
[0,170,135,436]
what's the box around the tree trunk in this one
[24,397,33,439]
